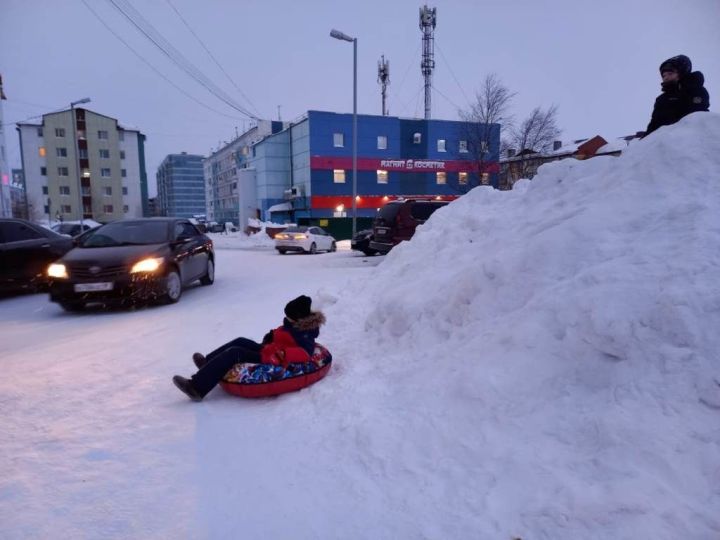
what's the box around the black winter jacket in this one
[644,71,710,137]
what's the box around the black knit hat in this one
[659,55,692,76]
[284,295,312,321]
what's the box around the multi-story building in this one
[0,75,11,218]
[246,110,500,237]
[156,152,205,218]
[10,169,27,219]
[203,120,284,227]
[17,107,148,224]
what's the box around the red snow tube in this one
[219,361,332,398]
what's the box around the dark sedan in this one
[48,218,214,311]
[350,229,379,256]
[0,218,74,293]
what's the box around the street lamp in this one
[70,97,91,228]
[330,28,357,237]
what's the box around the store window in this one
[376,170,388,184]
[436,172,447,184]
[333,169,346,183]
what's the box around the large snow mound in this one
[321,112,720,539]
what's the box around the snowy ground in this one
[2,113,720,539]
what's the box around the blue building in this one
[156,152,205,218]
[250,111,500,235]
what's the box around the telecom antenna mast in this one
[377,55,390,116]
[419,5,436,120]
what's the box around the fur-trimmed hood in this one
[291,311,326,331]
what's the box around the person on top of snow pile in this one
[172,295,326,401]
[643,54,710,137]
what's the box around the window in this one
[481,173,490,185]
[56,147,67,157]
[436,172,447,185]
[118,131,124,141]
[99,149,110,159]
[377,135,387,150]
[459,140,468,153]
[44,205,49,214]
[122,187,128,195]
[413,132,422,144]
[38,146,46,157]
[55,128,65,137]
[103,186,112,197]
[120,150,125,160]
[121,169,127,178]
[123,205,129,213]
[58,167,69,176]
[42,186,48,195]
[59,186,71,195]
[437,139,446,152]
[333,133,344,147]
[40,167,47,176]
[78,148,88,159]
[37,127,43,137]
[103,205,114,213]
[61,205,71,213]
[376,170,388,184]
[175,222,200,239]
[0,221,43,242]
[333,169,346,183]
[459,172,468,185]
[101,168,111,177]
[481,141,489,153]
[98,130,109,140]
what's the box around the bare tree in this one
[454,73,515,192]
[506,105,561,181]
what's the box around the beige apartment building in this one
[17,108,148,223]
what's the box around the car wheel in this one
[162,268,182,304]
[330,241,337,252]
[362,249,377,256]
[60,301,85,312]
[278,249,287,255]
[308,242,317,254]
[200,258,214,285]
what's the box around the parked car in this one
[51,219,102,238]
[369,199,449,254]
[0,218,74,292]
[351,229,379,256]
[275,226,337,254]
[47,218,214,311]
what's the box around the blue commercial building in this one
[156,152,205,218]
[250,110,500,236]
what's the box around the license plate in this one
[74,282,113,292]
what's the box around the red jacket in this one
[261,327,311,368]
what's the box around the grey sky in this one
[2,0,718,196]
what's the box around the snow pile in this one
[319,112,720,538]
[206,229,276,249]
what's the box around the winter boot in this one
[172,375,203,401]
[192,352,207,369]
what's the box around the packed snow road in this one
[0,244,380,539]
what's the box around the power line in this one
[431,84,463,114]
[81,0,243,121]
[106,0,257,119]
[163,0,261,118]
[435,42,472,108]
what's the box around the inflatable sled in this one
[219,343,332,398]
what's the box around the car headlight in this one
[131,257,164,273]
[47,263,68,279]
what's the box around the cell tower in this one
[419,5,436,120]
[377,55,390,116]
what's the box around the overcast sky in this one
[2,0,718,196]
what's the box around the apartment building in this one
[156,152,205,218]
[17,108,148,223]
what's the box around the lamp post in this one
[330,29,357,237]
[70,97,91,229]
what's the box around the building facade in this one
[248,110,500,235]
[0,75,11,218]
[203,120,284,227]
[156,153,205,218]
[17,108,148,224]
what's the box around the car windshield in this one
[81,221,170,247]
[283,226,308,233]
